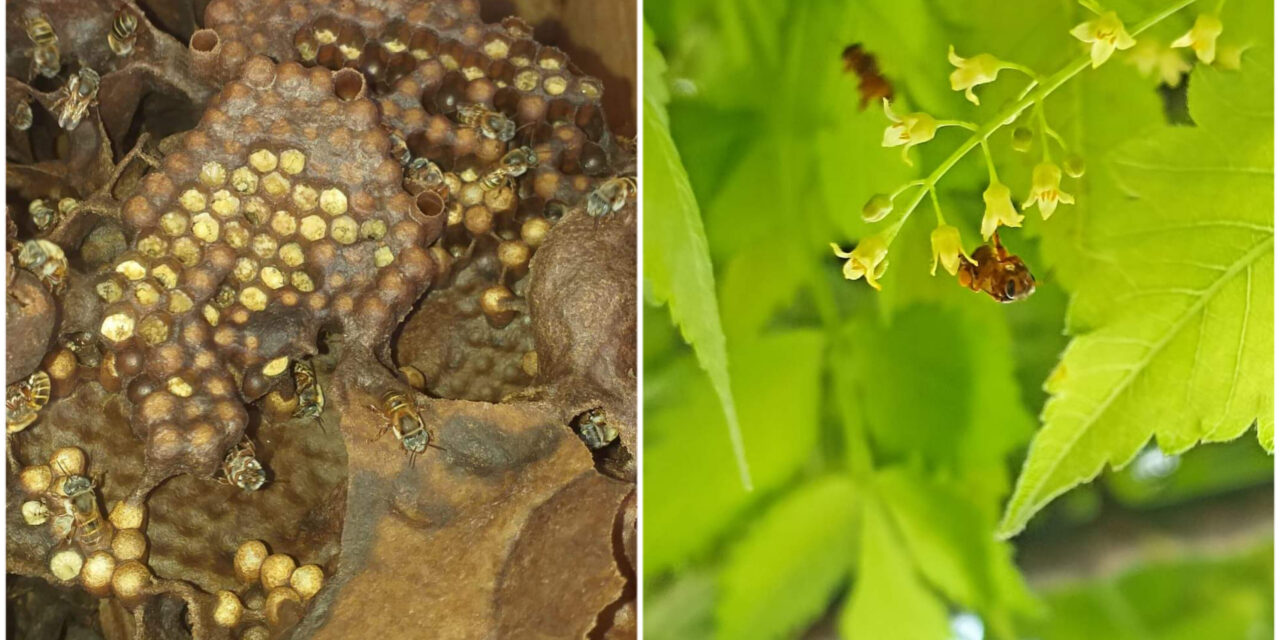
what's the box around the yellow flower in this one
[1071,11,1137,67]
[947,46,1004,105]
[981,181,1023,239]
[930,224,973,276]
[881,99,938,165]
[1128,39,1190,87]
[1023,162,1075,219]
[1172,13,1223,64]
[830,235,889,290]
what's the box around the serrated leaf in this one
[644,31,752,489]
[716,476,860,640]
[840,496,950,640]
[644,331,825,577]
[999,51,1275,538]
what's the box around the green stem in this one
[930,187,946,225]
[980,138,999,182]
[937,119,980,131]
[1036,102,1053,162]
[1003,61,1043,82]
[878,0,1197,244]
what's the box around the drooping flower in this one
[1071,11,1137,67]
[1172,13,1224,64]
[831,234,890,290]
[947,46,1004,105]
[1023,162,1075,219]
[881,99,938,165]
[981,181,1023,239]
[929,224,973,276]
[1128,38,1191,86]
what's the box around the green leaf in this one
[876,467,1038,639]
[998,50,1275,538]
[644,29,752,489]
[644,570,717,640]
[716,476,860,640]
[1029,545,1273,640]
[839,495,950,640]
[644,331,825,577]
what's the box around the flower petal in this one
[1090,40,1114,67]
[1070,21,1095,43]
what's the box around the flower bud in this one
[861,193,894,222]
[1011,126,1034,153]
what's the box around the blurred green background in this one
[641,0,1274,638]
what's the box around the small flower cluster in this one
[833,1,1226,291]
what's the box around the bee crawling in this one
[292,359,325,423]
[15,239,69,293]
[51,67,101,131]
[219,437,267,491]
[572,408,618,450]
[586,177,637,218]
[479,146,538,191]
[24,13,60,79]
[369,391,440,466]
[7,370,50,433]
[957,232,1036,303]
[455,104,516,142]
[108,6,139,57]
[49,462,109,549]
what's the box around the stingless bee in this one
[586,177,637,217]
[292,360,325,422]
[219,438,266,491]
[388,131,412,166]
[28,199,57,231]
[50,462,109,548]
[15,239,68,293]
[51,67,101,131]
[7,370,51,433]
[455,104,516,142]
[369,391,437,466]
[108,6,139,57]
[61,332,103,368]
[957,232,1036,303]
[479,146,538,191]
[404,157,447,197]
[572,408,618,450]
[25,13,60,79]
[11,98,33,131]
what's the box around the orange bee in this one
[958,233,1036,302]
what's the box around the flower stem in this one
[878,0,1197,244]
[929,187,946,225]
[980,138,999,182]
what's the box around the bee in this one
[292,360,325,421]
[50,464,109,548]
[572,408,618,450]
[455,104,516,142]
[219,438,266,491]
[28,199,57,231]
[957,233,1036,302]
[479,146,538,191]
[369,391,436,466]
[10,98,33,131]
[404,157,447,196]
[841,43,893,110]
[15,239,68,293]
[61,332,103,368]
[25,13,60,79]
[388,131,412,166]
[586,177,637,217]
[51,67,101,131]
[108,6,139,57]
[7,370,51,433]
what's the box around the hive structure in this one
[98,57,438,494]
[194,0,633,403]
